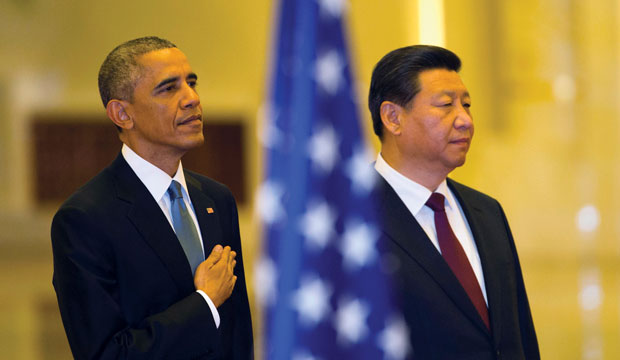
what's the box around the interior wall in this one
[0,0,618,358]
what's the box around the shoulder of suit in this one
[447,177,501,207]
[59,166,116,210]
[184,170,235,199]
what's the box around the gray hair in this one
[98,36,177,107]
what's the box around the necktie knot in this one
[168,180,184,200]
[425,192,446,212]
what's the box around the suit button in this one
[496,349,501,358]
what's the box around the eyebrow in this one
[435,90,470,98]
[154,73,198,90]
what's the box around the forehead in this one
[417,68,468,95]
[135,48,193,80]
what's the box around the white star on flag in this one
[254,256,278,306]
[299,200,336,250]
[317,0,347,18]
[291,275,333,326]
[334,297,370,345]
[340,220,379,270]
[378,317,411,360]
[255,181,286,225]
[345,146,378,194]
[314,50,345,95]
[307,124,339,174]
[292,350,320,360]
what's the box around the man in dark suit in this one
[368,45,539,359]
[51,37,253,359]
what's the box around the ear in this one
[106,100,134,130]
[379,101,403,136]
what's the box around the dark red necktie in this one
[425,192,490,330]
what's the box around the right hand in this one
[194,245,238,307]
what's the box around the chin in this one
[447,157,467,169]
[182,135,205,150]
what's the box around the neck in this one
[381,143,450,192]
[121,137,183,177]
[147,156,182,177]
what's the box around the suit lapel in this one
[109,154,195,295]
[448,179,503,341]
[377,177,491,336]
[185,172,223,257]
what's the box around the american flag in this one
[254,0,409,359]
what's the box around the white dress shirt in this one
[122,144,221,326]
[374,153,488,304]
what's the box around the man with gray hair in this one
[51,36,253,359]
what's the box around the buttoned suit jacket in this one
[51,154,253,360]
[376,177,539,360]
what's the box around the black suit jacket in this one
[376,177,539,360]
[51,154,253,359]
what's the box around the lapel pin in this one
[207,207,214,214]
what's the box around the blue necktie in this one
[167,180,204,274]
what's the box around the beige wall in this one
[1,0,619,358]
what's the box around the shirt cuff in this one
[196,290,221,328]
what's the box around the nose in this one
[181,83,200,109]
[454,105,473,130]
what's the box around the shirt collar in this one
[121,144,189,201]
[374,153,455,214]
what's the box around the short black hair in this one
[98,36,177,108]
[368,45,461,138]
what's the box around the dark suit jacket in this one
[376,177,539,360]
[51,154,253,360]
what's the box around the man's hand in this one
[194,245,238,307]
